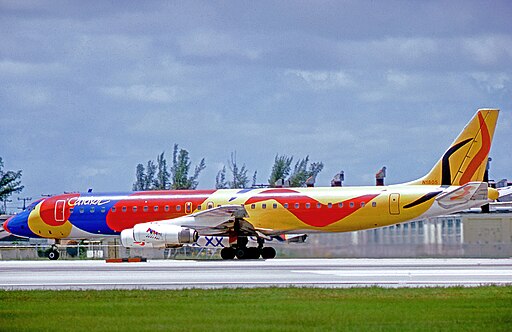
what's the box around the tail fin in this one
[409,109,499,186]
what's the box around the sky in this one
[1,0,511,210]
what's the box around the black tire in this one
[247,247,261,259]
[220,247,235,260]
[48,250,60,260]
[235,247,247,259]
[261,247,276,259]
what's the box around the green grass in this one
[1,287,511,331]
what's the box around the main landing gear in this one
[220,236,276,260]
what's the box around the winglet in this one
[409,109,499,186]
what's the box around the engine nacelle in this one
[120,231,164,248]
[120,224,198,248]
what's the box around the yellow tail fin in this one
[410,108,499,186]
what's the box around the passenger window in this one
[122,206,127,212]
[338,203,343,208]
[69,208,74,214]
[328,203,332,208]
[79,207,84,214]
[133,206,137,212]
[176,205,181,211]
[317,203,321,208]
[294,203,299,209]
[251,204,256,209]
[90,207,95,213]
[284,203,289,209]
[154,206,159,212]
[165,205,169,212]
[262,204,266,209]
[349,202,354,208]
[360,202,365,207]
[273,203,278,209]
[305,203,310,209]
[112,207,116,213]
[197,205,202,211]
[143,206,148,212]
[101,207,106,213]
[372,202,377,207]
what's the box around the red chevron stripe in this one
[246,189,378,227]
[460,112,490,184]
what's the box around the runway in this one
[1,258,511,290]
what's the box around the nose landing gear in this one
[47,244,60,260]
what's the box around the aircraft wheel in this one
[247,247,261,259]
[235,247,248,259]
[48,250,60,260]
[220,247,235,260]
[261,247,276,259]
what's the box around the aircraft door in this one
[389,193,400,215]
[55,200,66,222]
[185,202,192,214]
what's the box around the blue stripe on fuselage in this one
[68,196,120,235]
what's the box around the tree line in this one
[0,146,326,213]
[133,145,324,191]
[132,144,206,191]
[0,157,24,214]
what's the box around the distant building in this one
[278,213,512,258]
[375,166,386,186]
[331,171,344,187]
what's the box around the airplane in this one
[2,109,503,260]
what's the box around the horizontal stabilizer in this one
[497,186,512,199]
[436,182,488,209]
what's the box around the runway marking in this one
[293,269,512,277]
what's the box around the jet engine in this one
[120,223,198,248]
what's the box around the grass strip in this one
[1,286,511,331]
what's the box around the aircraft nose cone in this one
[3,216,12,233]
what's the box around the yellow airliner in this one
[3,109,501,260]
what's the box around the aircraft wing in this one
[149,205,250,235]
[436,182,489,209]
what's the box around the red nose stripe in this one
[3,216,12,233]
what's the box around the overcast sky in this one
[1,0,511,208]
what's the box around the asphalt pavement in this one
[1,258,511,290]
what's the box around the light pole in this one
[18,197,32,210]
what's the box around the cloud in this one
[0,60,67,77]
[178,30,261,60]
[0,84,53,108]
[285,70,354,90]
[463,35,512,66]
[470,72,510,93]
[101,85,179,103]
[78,166,110,178]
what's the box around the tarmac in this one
[1,258,511,290]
